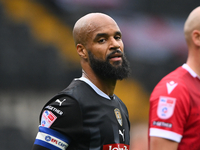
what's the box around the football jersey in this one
[149,64,200,150]
[32,77,130,150]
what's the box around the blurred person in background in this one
[148,6,200,150]
[32,12,131,150]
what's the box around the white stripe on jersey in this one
[150,128,182,143]
[36,131,68,150]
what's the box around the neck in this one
[186,48,200,77]
[82,69,116,96]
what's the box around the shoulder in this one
[151,66,189,100]
[39,94,82,125]
[114,95,129,114]
[43,79,92,107]
[115,95,126,106]
[64,79,91,91]
[59,79,94,98]
[149,67,191,119]
[40,95,83,137]
[41,95,80,119]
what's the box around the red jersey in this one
[149,64,200,150]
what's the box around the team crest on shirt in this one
[114,108,122,126]
[157,96,176,119]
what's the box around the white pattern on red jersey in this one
[157,96,176,119]
[166,81,178,94]
[149,64,200,150]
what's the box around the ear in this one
[76,44,88,59]
[192,30,200,46]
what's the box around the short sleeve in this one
[149,79,190,142]
[40,96,82,141]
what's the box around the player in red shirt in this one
[148,6,200,150]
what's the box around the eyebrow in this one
[93,31,122,41]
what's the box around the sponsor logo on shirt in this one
[35,131,68,150]
[114,108,122,126]
[119,129,125,141]
[44,135,67,149]
[45,105,63,115]
[153,121,172,128]
[157,96,176,119]
[55,99,66,106]
[103,144,129,150]
[41,110,57,128]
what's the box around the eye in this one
[115,35,121,40]
[98,38,106,43]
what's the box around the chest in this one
[185,79,200,131]
[79,97,130,145]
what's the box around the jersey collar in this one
[182,63,200,79]
[75,77,111,100]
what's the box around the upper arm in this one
[149,78,190,144]
[150,136,178,150]
[32,144,50,150]
[32,96,82,150]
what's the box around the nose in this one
[109,37,121,50]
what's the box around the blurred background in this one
[0,0,198,149]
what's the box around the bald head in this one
[73,13,119,46]
[184,7,200,44]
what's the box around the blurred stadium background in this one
[0,0,198,149]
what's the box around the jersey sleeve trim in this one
[149,128,182,143]
[34,126,70,150]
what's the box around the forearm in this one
[150,136,178,150]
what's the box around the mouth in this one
[108,51,123,61]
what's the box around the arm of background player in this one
[149,78,190,150]
[150,136,178,150]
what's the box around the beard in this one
[88,50,131,80]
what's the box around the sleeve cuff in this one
[149,128,182,143]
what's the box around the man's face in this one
[83,18,130,79]
[84,17,124,64]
